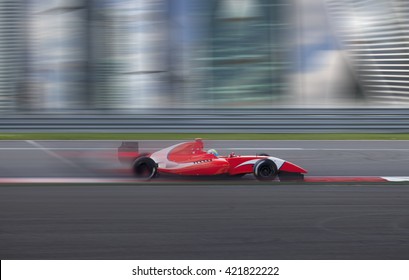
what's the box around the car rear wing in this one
[118,141,140,164]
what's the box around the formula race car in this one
[118,138,307,181]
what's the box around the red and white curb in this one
[379,177,409,182]
[0,176,408,184]
[304,176,409,183]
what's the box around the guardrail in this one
[1,108,409,133]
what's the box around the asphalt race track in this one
[1,184,409,260]
[1,140,409,259]
[0,141,409,178]
[0,140,409,177]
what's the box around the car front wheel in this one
[253,159,277,181]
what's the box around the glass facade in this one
[212,0,291,106]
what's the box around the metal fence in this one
[1,109,409,133]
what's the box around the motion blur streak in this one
[0,140,408,178]
[1,0,409,112]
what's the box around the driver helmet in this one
[207,149,219,157]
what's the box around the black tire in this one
[132,157,157,180]
[258,153,270,156]
[253,159,278,181]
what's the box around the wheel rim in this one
[135,163,153,178]
[260,166,272,177]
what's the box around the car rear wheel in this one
[132,157,157,180]
[253,159,277,181]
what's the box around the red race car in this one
[118,138,307,181]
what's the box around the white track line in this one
[226,148,409,151]
[1,147,409,151]
[25,140,80,168]
[0,148,116,150]
[0,176,408,184]
[0,178,138,184]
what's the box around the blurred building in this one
[92,0,168,108]
[325,0,409,105]
[27,0,90,110]
[0,0,409,110]
[0,0,294,110]
[0,0,26,110]
[176,0,293,107]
